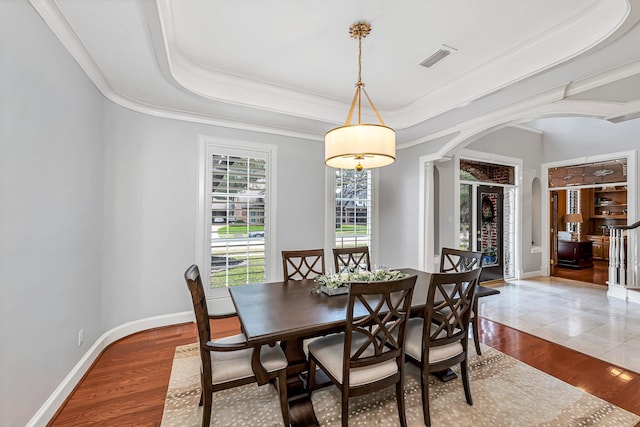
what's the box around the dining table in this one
[228,267,500,392]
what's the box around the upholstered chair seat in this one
[404,319,464,364]
[210,334,288,384]
[307,332,398,387]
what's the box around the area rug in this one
[161,342,640,426]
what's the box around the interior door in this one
[476,185,503,282]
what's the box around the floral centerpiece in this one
[314,269,409,296]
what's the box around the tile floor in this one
[478,276,640,374]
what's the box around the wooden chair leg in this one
[421,370,431,427]
[307,358,317,392]
[461,360,473,405]
[472,299,482,355]
[277,369,291,426]
[201,389,212,427]
[341,392,349,427]
[198,370,204,406]
[396,377,407,427]
[472,315,482,355]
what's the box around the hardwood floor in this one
[552,259,609,286]
[48,317,238,426]
[49,316,640,426]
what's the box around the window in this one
[197,137,276,297]
[335,169,372,249]
[459,183,472,250]
[548,158,627,188]
[460,159,515,185]
[566,189,581,235]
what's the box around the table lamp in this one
[563,213,583,241]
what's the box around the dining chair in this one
[307,275,417,427]
[183,265,290,427]
[404,269,482,426]
[332,246,371,273]
[439,247,484,355]
[282,248,325,280]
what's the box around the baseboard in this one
[626,288,640,304]
[26,311,193,427]
[607,284,628,300]
[519,270,543,279]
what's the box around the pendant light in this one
[325,22,396,171]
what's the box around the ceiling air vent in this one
[419,45,457,68]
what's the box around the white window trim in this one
[196,135,278,300]
[324,168,379,268]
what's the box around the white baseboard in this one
[518,270,543,279]
[26,311,193,427]
[607,284,628,300]
[627,288,640,304]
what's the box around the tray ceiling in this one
[29,0,640,148]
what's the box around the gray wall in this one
[536,117,640,164]
[466,127,544,274]
[377,136,454,269]
[536,116,639,229]
[378,128,545,275]
[1,3,326,424]
[1,2,105,425]
[100,104,325,329]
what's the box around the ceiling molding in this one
[435,99,631,159]
[565,58,640,98]
[28,0,325,142]
[154,0,630,129]
[29,0,640,149]
[399,56,640,151]
[387,0,632,128]
[508,124,544,135]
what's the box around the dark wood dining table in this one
[228,267,500,390]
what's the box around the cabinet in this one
[585,186,627,260]
[585,234,626,261]
[589,186,627,232]
[585,235,609,260]
[557,240,593,269]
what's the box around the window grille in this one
[209,153,268,289]
[335,169,372,251]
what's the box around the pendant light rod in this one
[344,22,386,127]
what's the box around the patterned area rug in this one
[162,343,640,426]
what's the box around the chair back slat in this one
[343,276,417,374]
[333,246,371,273]
[439,247,483,273]
[183,264,212,347]
[424,269,481,348]
[282,249,325,280]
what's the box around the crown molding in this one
[28,0,324,142]
[28,0,640,149]
[154,0,632,129]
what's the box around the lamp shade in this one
[325,123,396,169]
[563,213,583,223]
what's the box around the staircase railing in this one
[609,220,640,288]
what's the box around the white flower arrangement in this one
[315,269,408,290]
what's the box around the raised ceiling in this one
[29,0,640,151]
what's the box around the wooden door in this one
[476,185,503,282]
